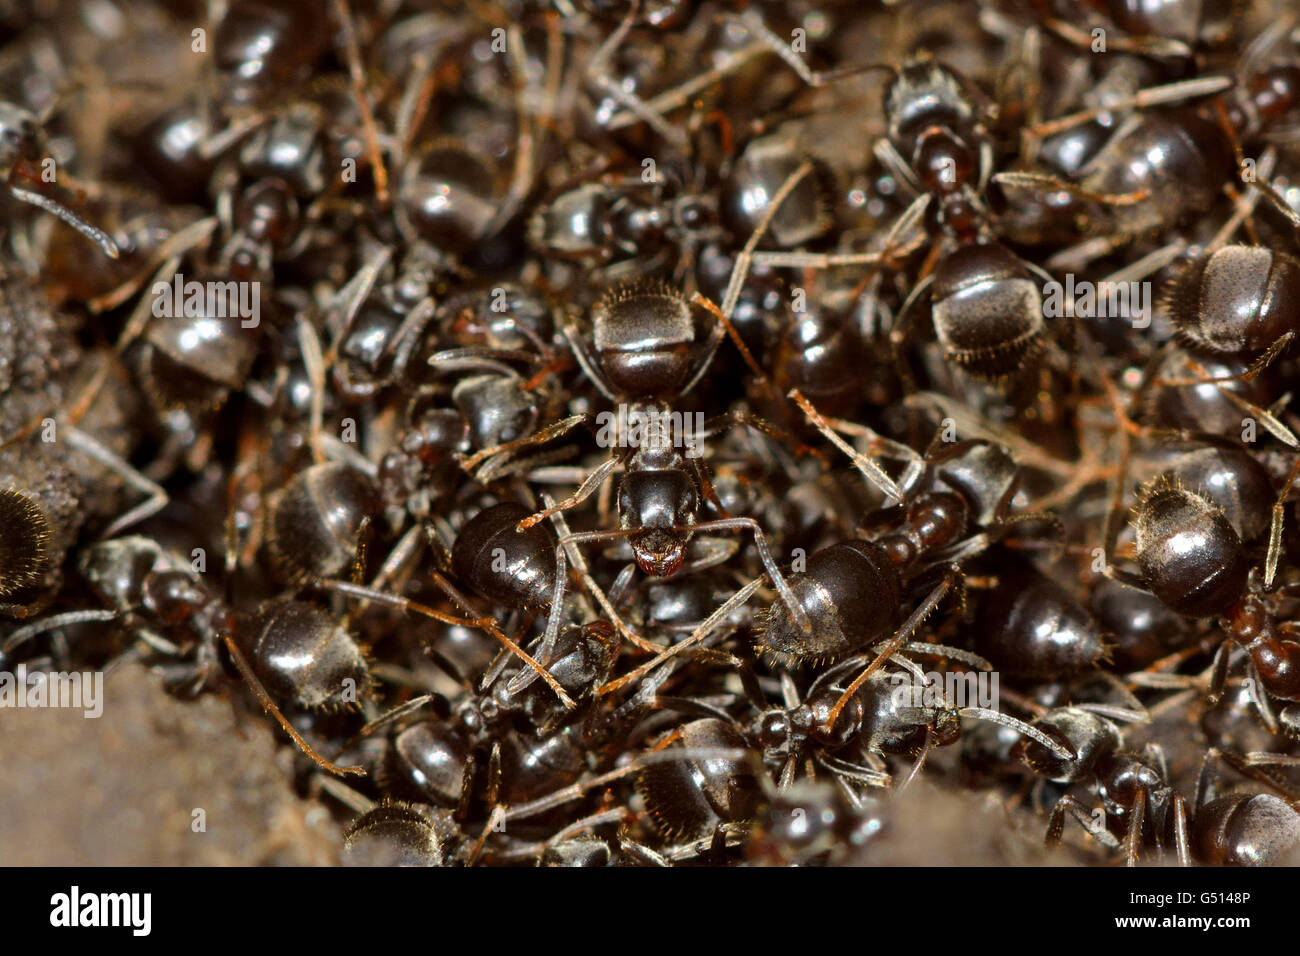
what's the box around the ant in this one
[1109,478,1300,726]
[478,280,831,680]
[0,100,119,258]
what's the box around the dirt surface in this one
[0,664,339,865]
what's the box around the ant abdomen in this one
[757,540,902,663]
[1158,443,1274,543]
[976,565,1109,681]
[451,501,557,612]
[1192,793,1300,866]
[1164,245,1300,354]
[399,142,498,254]
[721,135,835,248]
[1133,482,1248,618]
[636,718,761,840]
[244,599,372,711]
[380,719,472,807]
[342,802,455,867]
[930,242,1045,380]
[773,306,870,416]
[592,281,696,398]
[265,462,381,582]
[496,730,585,805]
[0,487,53,600]
[1091,578,1193,670]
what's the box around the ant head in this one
[619,470,696,576]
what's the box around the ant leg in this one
[330,0,389,203]
[990,170,1151,207]
[1026,76,1231,139]
[596,575,767,697]
[517,454,621,531]
[691,516,812,634]
[888,270,936,392]
[826,567,961,731]
[1243,752,1300,767]
[316,775,375,815]
[904,643,994,671]
[218,629,366,777]
[787,388,905,503]
[690,291,766,391]
[959,707,1075,760]
[90,216,217,315]
[1263,452,1300,588]
[481,446,580,484]
[721,9,892,88]
[547,505,660,653]
[584,3,686,148]
[1213,746,1300,802]
[456,752,478,823]
[720,159,817,320]
[1032,15,1191,61]
[506,524,655,697]
[7,182,119,258]
[1244,660,1280,733]
[488,25,541,236]
[335,693,438,756]
[295,314,328,464]
[1171,793,1192,866]
[899,723,934,791]
[749,190,931,273]
[561,323,619,403]
[500,741,755,825]
[385,297,439,383]
[604,43,770,132]
[315,578,576,709]
[460,413,588,474]
[1045,795,1118,849]
[1124,786,1146,867]
[815,752,891,789]
[63,426,168,538]
[325,245,392,343]
[1211,148,1277,250]
[2,608,119,657]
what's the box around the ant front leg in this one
[517,454,622,532]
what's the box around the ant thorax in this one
[594,399,704,459]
